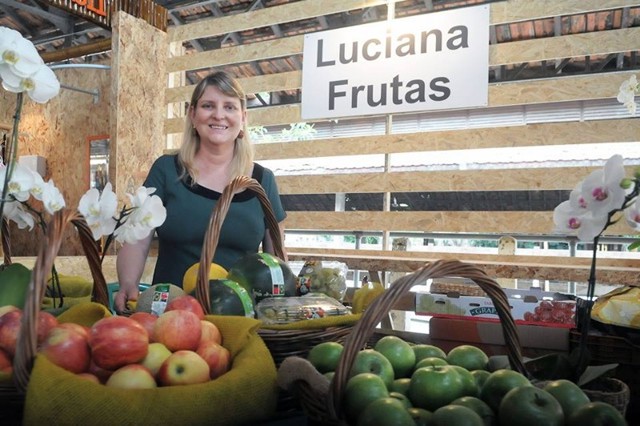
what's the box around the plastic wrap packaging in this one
[255,293,351,325]
[592,286,640,329]
[296,260,347,301]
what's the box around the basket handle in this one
[2,218,11,265]
[327,259,528,420]
[12,209,109,393]
[195,175,285,315]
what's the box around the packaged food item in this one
[296,260,347,301]
[592,286,640,329]
[255,293,351,325]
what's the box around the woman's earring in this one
[238,130,244,139]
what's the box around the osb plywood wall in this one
[1,66,110,256]
[163,0,640,241]
[110,11,167,201]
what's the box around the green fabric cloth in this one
[23,316,278,426]
[41,274,94,310]
[145,155,287,286]
[55,302,112,327]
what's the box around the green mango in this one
[0,263,31,309]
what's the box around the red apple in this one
[0,305,19,318]
[76,372,101,384]
[36,311,59,345]
[88,359,113,383]
[0,309,23,358]
[0,348,12,373]
[89,316,149,370]
[157,350,210,386]
[200,320,222,345]
[105,364,157,389]
[129,312,158,341]
[165,295,205,320]
[141,342,172,377]
[40,326,91,374]
[196,340,230,379]
[58,322,90,339]
[153,310,202,352]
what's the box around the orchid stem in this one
[0,92,24,227]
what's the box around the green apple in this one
[390,377,411,395]
[470,369,491,390]
[374,335,416,378]
[449,365,479,397]
[413,344,447,362]
[408,365,467,411]
[407,407,433,426]
[566,401,627,426]
[388,391,412,409]
[349,349,395,388]
[543,379,590,418]
[499,386,564,426]
[307,341,343,374]
[432,405,484,426]
[356,397,415,426]
[414,356,449,371]
[447,345,489,371]
[450,396,496,426]
[479,368,531,412]
[343,372,389,423]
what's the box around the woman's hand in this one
[113,285,140,314]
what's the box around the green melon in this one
[227,253,296,303]
[0,263,31,309]
[197,279,255,317]
[135,283,186,315]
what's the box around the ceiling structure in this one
[1,0,639,106]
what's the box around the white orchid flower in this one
[28,169,46,201]
[3,200,34,230]
[553,200,608,241]
[625,198,640,231]
[41,179,65,214]
[78,182,118,240]
[579,155,627,217]
[114,190,166,244]
[0,162,35,202]
[617,75,638,115]
[1,63,60,103]
[0,27,43,78]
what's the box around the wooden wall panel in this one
[254,120,639,160]
[284,211,630,235]
[276,166,640,195]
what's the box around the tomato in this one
[499,386,564,426]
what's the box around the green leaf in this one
[627,240,640,251]
[0,262,31,309]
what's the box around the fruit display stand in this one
[277,259,631,425]
[3,209,279,425]
[193,175,361,368]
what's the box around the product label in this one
[150,283,171,316]
[260,253,285,296]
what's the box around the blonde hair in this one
[178,71,254,184]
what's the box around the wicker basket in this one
[277,259,631,424]
[0,210,109,423]
[193,176,357,367]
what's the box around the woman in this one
[114,71,287,313]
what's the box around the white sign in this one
[301,5,490,120]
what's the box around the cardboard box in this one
[415,284,576,328]
[428,316,570,357]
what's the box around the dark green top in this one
[144,155,286,287]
